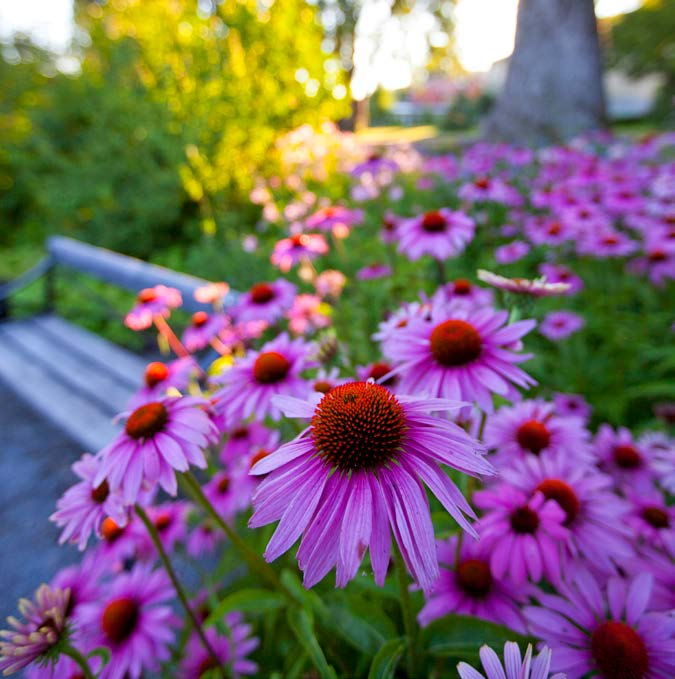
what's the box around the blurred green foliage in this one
[607,0,675,124]
[0,0,349,257]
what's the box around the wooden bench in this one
[0,236,230,452]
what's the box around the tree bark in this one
[484,0,606,146]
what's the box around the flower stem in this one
[434,258,446,286]
[153,315,191,359]
[394,546,420,679]
[179,472,283,591]
[61,644,95,679]
[135,505,227,679]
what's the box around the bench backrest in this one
[48,236,233,313]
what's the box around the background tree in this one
[484,0,606,145]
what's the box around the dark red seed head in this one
[613,444,642,469]
[91,480,110,504]
[102,597,139,644]
[253,351,291,384]
[144,361,170,388]
[456,559,492,598]
[430,320,482,367]
[535,479,580,526]
[642,506,669,529]
[421,211,447,233]
[590,621,648,679]
[516,420,552,455]
[250,283,275,304]
[125,402,168,440]
[192,311,209,327]
[510,506,539,534]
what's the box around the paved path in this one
[0,378,82,624]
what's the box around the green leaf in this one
[281,569,329,617]
[322,602,386,656]
[205,589,285,626]
[367,637,407,679]
[421,615,534,660]
[287,607,338,679]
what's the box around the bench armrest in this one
[0,256,53,301]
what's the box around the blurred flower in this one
[398,209,475,261]
[125,285,182,331]
[457,642,564,679]
[286,294,332,335]
[231,279,297,324]
[271,233,328,272]
[477,270,571,296]
[539,310,585,341]
[495,240,530,264]
[194,282,230,305]
[356,263,392,280]
[314,270,346,299]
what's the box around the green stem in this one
[61,645,95,679]
[394,546,419,679]
[434,258,446,286]
[135,505,227,679]
[179,472,283,591]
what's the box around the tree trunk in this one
[484,0,606,146]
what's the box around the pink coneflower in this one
[577,229,639,258]
[622,547,675,613]
[0,585,72,676]
[525,571,675,679]
[181,311,227,352]
[356,263,392,280]
[220,422,280,464]
[356,361,399,390]
[383,302,536,413]
[249,383,492,591]
[50,453,127,550]
[286,294,332,335]
[625,488,674,558]
[458,176,522,206]
[179,615,259,678]
[539,310,585,341]
[641,431,675,494]
[538,263,584,295]
[372,299,432,356]
[78,565,178,679]
[458,642,565,679]
[485,399,591,465]
[95,396,218,503]
[418,536,527,632]
[135,501,189,559]
[305,205,363,235]
[231,279,297,324]
[94,516,142,567]
[203,464,255,522]
[553,392,591,423]
[128,357,196,409]
[499,456,633,574]
[350,154,399,178]
[495,240,530,265]
[50,554,104,621]
[477,270,571,296]
[194,282,230,305]
[594,424,656,491]
[380,212,404,244]
[270,233,328,272]
[473,484,569,585]
[397,209,476,261]
[312,367,348,395]
[433,278,494,309]
[525,216,575,246]
[124,285,182,331]
[315,269,347,299]
[187,521,222,557]
[212,333,316,423]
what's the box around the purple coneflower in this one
[525,571,675,679]
[179,614,259,678]
[418,536,527,632]
[397,209,475,261]
[124,285,182,331]
[356,263,393,281]
[128,357,196,409]
[538,263,584,295]
[135,501,189,559]
[51,453,127,550]
[220,422,280,464]
[495,240,530,265]
[458,642,565,679]
[231,279,297,324]
[474,484,569,585]
[194,282,230,305]
[270,233,328,273]
[78,565,178,679]
[249,382,492,591]
[433,278,494,309]
[625,488,674,558]
[553,392,591,423]
[181,311,227,352]
[315,269,347,299]
[499,455,634,574]
[305,205,363,234]
[311,367,348,395]
[0,585,71,676]
[286,294,332,335]
[383,302,536,412]
[594,424,656,491]
[484,399,591,465]
[212,333,315,423]
[539,310,585,341]
[95,396,218,503]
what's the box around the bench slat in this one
[34,315,147,390]
[47,236,237,313]
[0,318,137,417]
[0,330,123,452]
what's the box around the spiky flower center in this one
[535,479,580,526]
[456,559,492,598]
[613,444,642,469]
[231,426,248,439]
[101,517,124,543]
[91,480,109,504]
[591,621,648,679]
[547,221,562,235]
[453,279,472,295]
[250,283,276,304]
[145,361,169,388]
[421,211,447,233]
[217,476,231,494]
[102,597,139,644]
[311,382,408,472]
[192,311,209,327]
[253,351,291,384]
[510,506,539,534]
[430,320,482,367]
[125,402,168,440]
[154,512,173,532]
[516,420,552,455]
[137,288,157,303]
[474,177,490,189]
[314,380,333,394]
[642,506,669,529]
[367,362,397,387]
